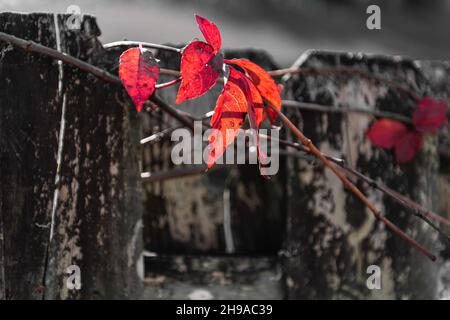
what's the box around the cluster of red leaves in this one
[177,15,282,171]
[367,97,447,163]
[118,15,281,172]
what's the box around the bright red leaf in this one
[395,131,422,164]
[176,15,224,104]
[229,68,267,169]
[176,41,222,104]
[207,68,248,168]
[224,58,281,123]
[119,46,160,112]
[413,97,448,133]
[195,14,221,54]
[367,119,408,149]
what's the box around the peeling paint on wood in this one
[282,51,442,299]
[0,13,143,299]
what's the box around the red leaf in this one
[413,97,448,133]
[226,67,267,173]
[247,80,265,129]
[207,68,247,168]
[119,46,159,112]
[226,67,264,128]
[224,58,281,123]
[367,119,408,149]
[395,131,422,164]
[245,80,267,171]
[195,14,222,54]
[176,41,222,104]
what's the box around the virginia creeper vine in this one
[1,14,449,262]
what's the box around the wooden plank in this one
[0,13,143,299]
[282,51,441,299]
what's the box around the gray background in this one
[1,0,449,66]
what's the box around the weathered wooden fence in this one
[0,13,143,299]
[282,51,441,299]
[0,12,449,300]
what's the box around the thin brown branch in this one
[150,95,194,131]
[282,100,412,124]
[0,32,121,84]
[160,68,181,77]
[103,41,181,53]
[339,166,450,239]
[268,67,421,101]
[266,100,436,261]
[141,165,209,182]
[140,124,183,145]
[0,32,193,131]
[155,77,181,89]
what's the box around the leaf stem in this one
[103,41,181,53]
[155,77,181,90]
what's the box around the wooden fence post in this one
[142,49,285,256]
[0,13,143,299]
[281,51,443,299]
[417,60,450,299]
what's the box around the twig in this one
[339,166,450,239]
[103,41,181,53]
[141,165,209,182]
[268,67,421,101]
[140,124,183,145]
[150,95,194,131]
[155,77,181,89]
[160,68,181,77]
[266,99,436,261]
[282,100,412,124]
[0,32,193,131]
[0,32,121,84]
[260,133,450,233]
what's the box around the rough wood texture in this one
[417,60,450,299]
[0,13,143,299]
[142,49,285,255]
[281,50,442,299]
[142,255,282,300]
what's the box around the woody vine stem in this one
[0,31,448,261]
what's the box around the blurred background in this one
[1,0,450,66]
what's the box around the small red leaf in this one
[247,80,265,129]
[226,67,267,172]
[413,97,448,133]
[395,131,422,164]
[207,68,247,168]
[367,119,408,149]
[176,41,222,104]
[195,14,222,54]
[224,58,281,123]
[119,46,159,112]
